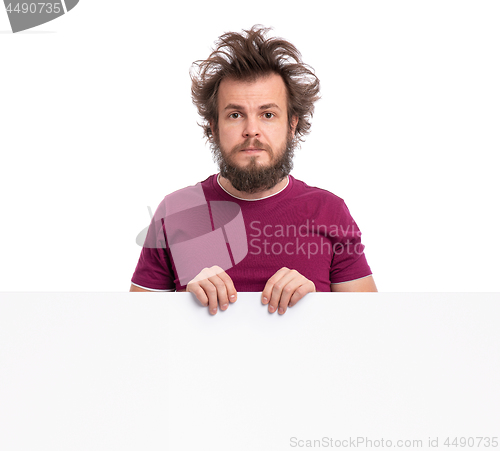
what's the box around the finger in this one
[187,266,236,313]
[268,269,298,313]
[275,273,307,314]
[262,267,289,306]
[186,280,209,306]
[206,273,229,311]
[204,267,236,311]
[277,279,316,314]
[186,267,217,307]
[198,278,220,315]
[209,266,237,304]
[277,280,302,315]
[288,280,316,308]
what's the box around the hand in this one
[186,265,237,315]
[262,267,315,315]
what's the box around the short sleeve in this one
[329,201,372,284]
[131,210,176,291]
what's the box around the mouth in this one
[240,148,265,153]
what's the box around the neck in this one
[218,175,289,200]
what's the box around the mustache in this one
[230,139,273,155]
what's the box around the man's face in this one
[211,73,298,193]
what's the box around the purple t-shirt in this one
[131,174,372,292]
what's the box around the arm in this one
[129,283,175,292]
[330,275,377,292]
[130,284,153,292]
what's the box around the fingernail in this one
[230,295,235,302]
[263,297,268,304]
[221,304,228,309]
[278,307,284,314]
[211,308,217,314]
[269,305,275,313]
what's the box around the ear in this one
[209,120,217,140]
[290,115,299,136]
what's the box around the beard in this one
[211,134,296,194]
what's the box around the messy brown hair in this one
[190,25,321,143]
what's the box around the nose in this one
[243,116,260,138]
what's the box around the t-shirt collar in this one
[216,173,290,201]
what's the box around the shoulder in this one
[161,175,215,199]
[156,175,217,211]
[288,176,357,223]
[290,176,346,207]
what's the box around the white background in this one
[0,1,499,291]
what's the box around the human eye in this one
[263,112,275,119]
[229,112,242,119]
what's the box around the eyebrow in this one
[223,103,281,111]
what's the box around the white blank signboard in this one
[0,292,499,451]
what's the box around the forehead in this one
[217,73,288,110]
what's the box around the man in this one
[130,25,377,313]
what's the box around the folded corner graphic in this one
[138,183,248,286]
[4,0,79,33]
